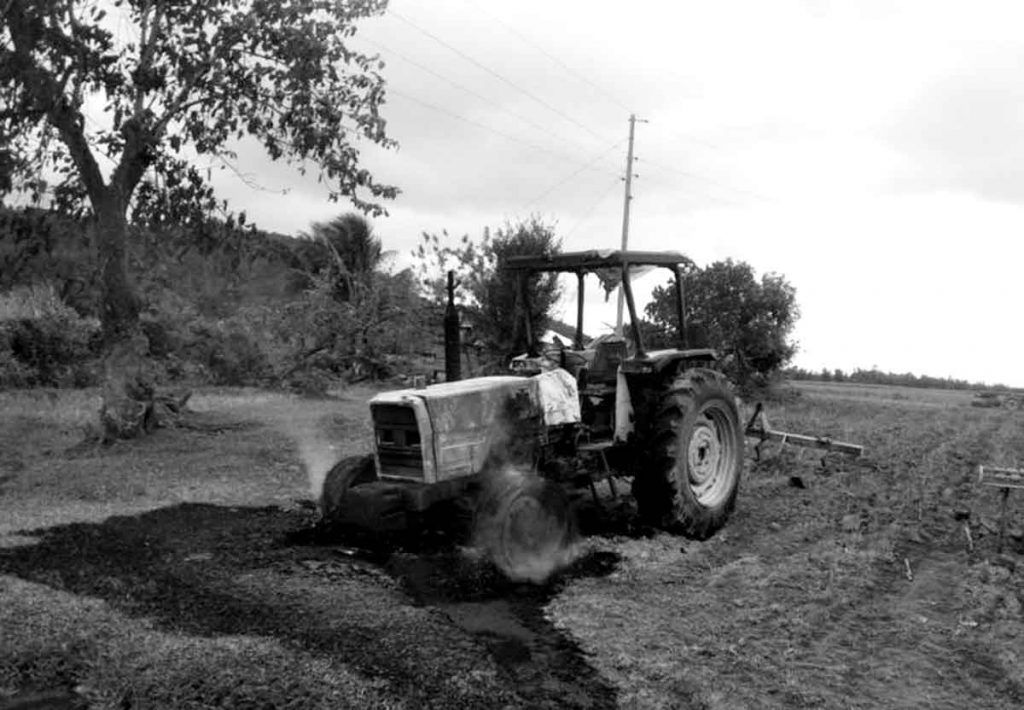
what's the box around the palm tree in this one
[304,213,383,301]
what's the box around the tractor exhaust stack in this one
[444,270,461,383]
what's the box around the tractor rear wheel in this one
[632,369,743,539]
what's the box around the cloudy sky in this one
[212,0,1024,387]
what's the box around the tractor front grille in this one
[372,404,424,479]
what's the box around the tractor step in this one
[577,440,619,502]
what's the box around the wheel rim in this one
[684,401,739,507]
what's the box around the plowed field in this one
[1,382,1021,709]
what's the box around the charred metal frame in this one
[674,266,687,350]
[575,271,585,350]
[504,250,692,357]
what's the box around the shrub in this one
[185,322,271,386]
[0,339,32,387]
[284,367,335,397]
[139,316,179,358]
[0,284,101,387]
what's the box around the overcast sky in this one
[211,0,1024,387]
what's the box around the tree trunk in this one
[94,199,140,344]
[92,198,153,441]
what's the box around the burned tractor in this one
[319,250,856,578]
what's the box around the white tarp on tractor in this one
[535,368,581,426]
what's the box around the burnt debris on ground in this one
[291,502,624,709]
[0,502,621,709]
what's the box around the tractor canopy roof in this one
[501,249,689,273]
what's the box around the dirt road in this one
[0,383,1021,708]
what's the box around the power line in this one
[463,0,634,116]
[663,128,733,154]
[400,3,746,184]
[363,36,617,170]
[639,155,776,203]
[382,7,763,209]
[519,139,626,212]
[388,9,612,145]
[386,88,618,176]
[563,178,623,240]
[365,36,550,134]
[636,167,744,208]
[401,5,740,167]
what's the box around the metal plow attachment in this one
[744,403,864,462]
[977,465,1023,552]
[977,465,1024,490]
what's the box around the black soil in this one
[0,502,621,709]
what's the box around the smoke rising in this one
[474,464,582,584]
[273,409,342,502]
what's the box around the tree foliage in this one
[0,204,440,392]
[414,216,561,364]
[276,264,430,387]
[646,259,799,384]
[785,366,1011,392]
[1,0,397,342]
[0,206,99,314]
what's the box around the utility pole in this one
[616,114,641,336]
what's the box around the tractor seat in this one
[585,337,627,386]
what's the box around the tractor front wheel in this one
[476,470,578,582]
[319,454,377,522]
[632,370,743,539]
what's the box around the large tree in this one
[646,259,799,386]
[1,0,396,435]
[1,0,397,346]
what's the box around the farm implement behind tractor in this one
[744,403,863,463]
[317,250,864,580]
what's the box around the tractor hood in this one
[369,370,580,484]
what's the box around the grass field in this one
[0,380,1021,708]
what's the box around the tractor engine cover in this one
[369,369,581,489]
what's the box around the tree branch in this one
[110,0,170,209]
[154,77,205,133]
[135,1,162,115]
[4,0,107,206]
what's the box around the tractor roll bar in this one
[502,250,692,356]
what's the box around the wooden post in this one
[998,487,1010,553]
